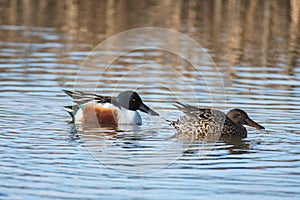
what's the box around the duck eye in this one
[132,98,136,102]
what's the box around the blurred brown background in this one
[1,0,299,69]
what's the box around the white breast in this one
[117,108,142,125]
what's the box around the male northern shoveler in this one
[169,102,264,139]
[63,90,159,126]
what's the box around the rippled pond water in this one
[1,0,300,199]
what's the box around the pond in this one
[0,0,300,199]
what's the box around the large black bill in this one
[139,103,159,116]
[245,118,265,130]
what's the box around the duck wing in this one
[63,90,112,105]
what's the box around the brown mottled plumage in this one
[169,102,265,140]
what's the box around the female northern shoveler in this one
[63,90,159,126]
[169,102,264,139]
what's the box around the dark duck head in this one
[226,109,265,130]
[114,91,159,116]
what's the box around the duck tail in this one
[63,105,80,122]
[166,119,180,129]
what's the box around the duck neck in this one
[234,123,247,138]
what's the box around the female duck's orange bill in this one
[245,118,265,130]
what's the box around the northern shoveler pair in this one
[63,90,264,138]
